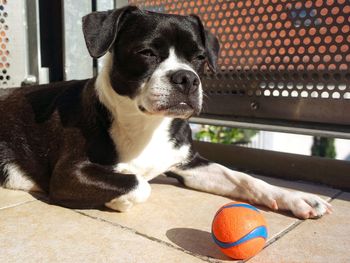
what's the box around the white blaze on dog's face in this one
[136,47,203,119]
[84,7,219,119]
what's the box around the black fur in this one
[165,153,211,184]
[169,119,193,149]
[180,153,211,170]
[82,7,218,98]
[166,119,211,184]
[164,171,185,185]
[82,6,139,58]
[25,79,117,166]
[189,14,220,72]
[0,6,219,209]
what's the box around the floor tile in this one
[0,201,203,263]
[80,175,338,262]
[81,176,231,261]
[0,187,36,210]
[248,192,350,263]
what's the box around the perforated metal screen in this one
[129,0,350,128]
[0,0,11,86]
[0,0,28,88]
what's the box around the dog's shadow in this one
[166,227,232,261]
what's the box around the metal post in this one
[62,0,93,80]
[115,0,128,8]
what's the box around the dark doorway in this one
[39,0,64,82]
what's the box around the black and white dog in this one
[0,6,331,219]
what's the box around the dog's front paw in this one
[281,192,332,219]
[105,175,151,212]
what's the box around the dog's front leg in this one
[167,154,332,219]
[50,161,151,212]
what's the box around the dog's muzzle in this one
[137,69,203,119]
[170,70,200,95]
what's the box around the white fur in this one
[113,117,190,180]
[96,50,194,210]
[105,175,151,212]
[96,52,191,180]
[137,48,203,115]
[170,163,332,219]
[2,163,40,192]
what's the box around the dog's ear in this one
[82,6,138,58]
[190,15,220,73]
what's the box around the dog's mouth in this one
[163,102,194,117]
[138,101,196,118]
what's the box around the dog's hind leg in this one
[49,160,151,212]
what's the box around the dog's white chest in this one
[112,117,190,180]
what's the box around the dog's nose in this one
[170,70,200,94]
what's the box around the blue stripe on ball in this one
[212,225,268,249]
[214,203,260,217]
[222,203,259,212]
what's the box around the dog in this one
[0,6,331,219]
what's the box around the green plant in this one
[311,137,336,159]
[194,125,258,145]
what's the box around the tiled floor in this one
[0,175,348,263]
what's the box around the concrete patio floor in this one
[0,175,349,263]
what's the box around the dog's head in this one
[83,6,219,119]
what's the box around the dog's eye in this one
[195,54,206,61]
[137,49,157,58]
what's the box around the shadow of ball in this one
[166,228,230,260]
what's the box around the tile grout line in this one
[0,199,38,211]
[327,190,343,202]
[74,210,224,263]
[3,188,342,263]
[243,220,304,263]
[245,189,344,262]
[73,189,344,263]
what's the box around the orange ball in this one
[211,202,268,260]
